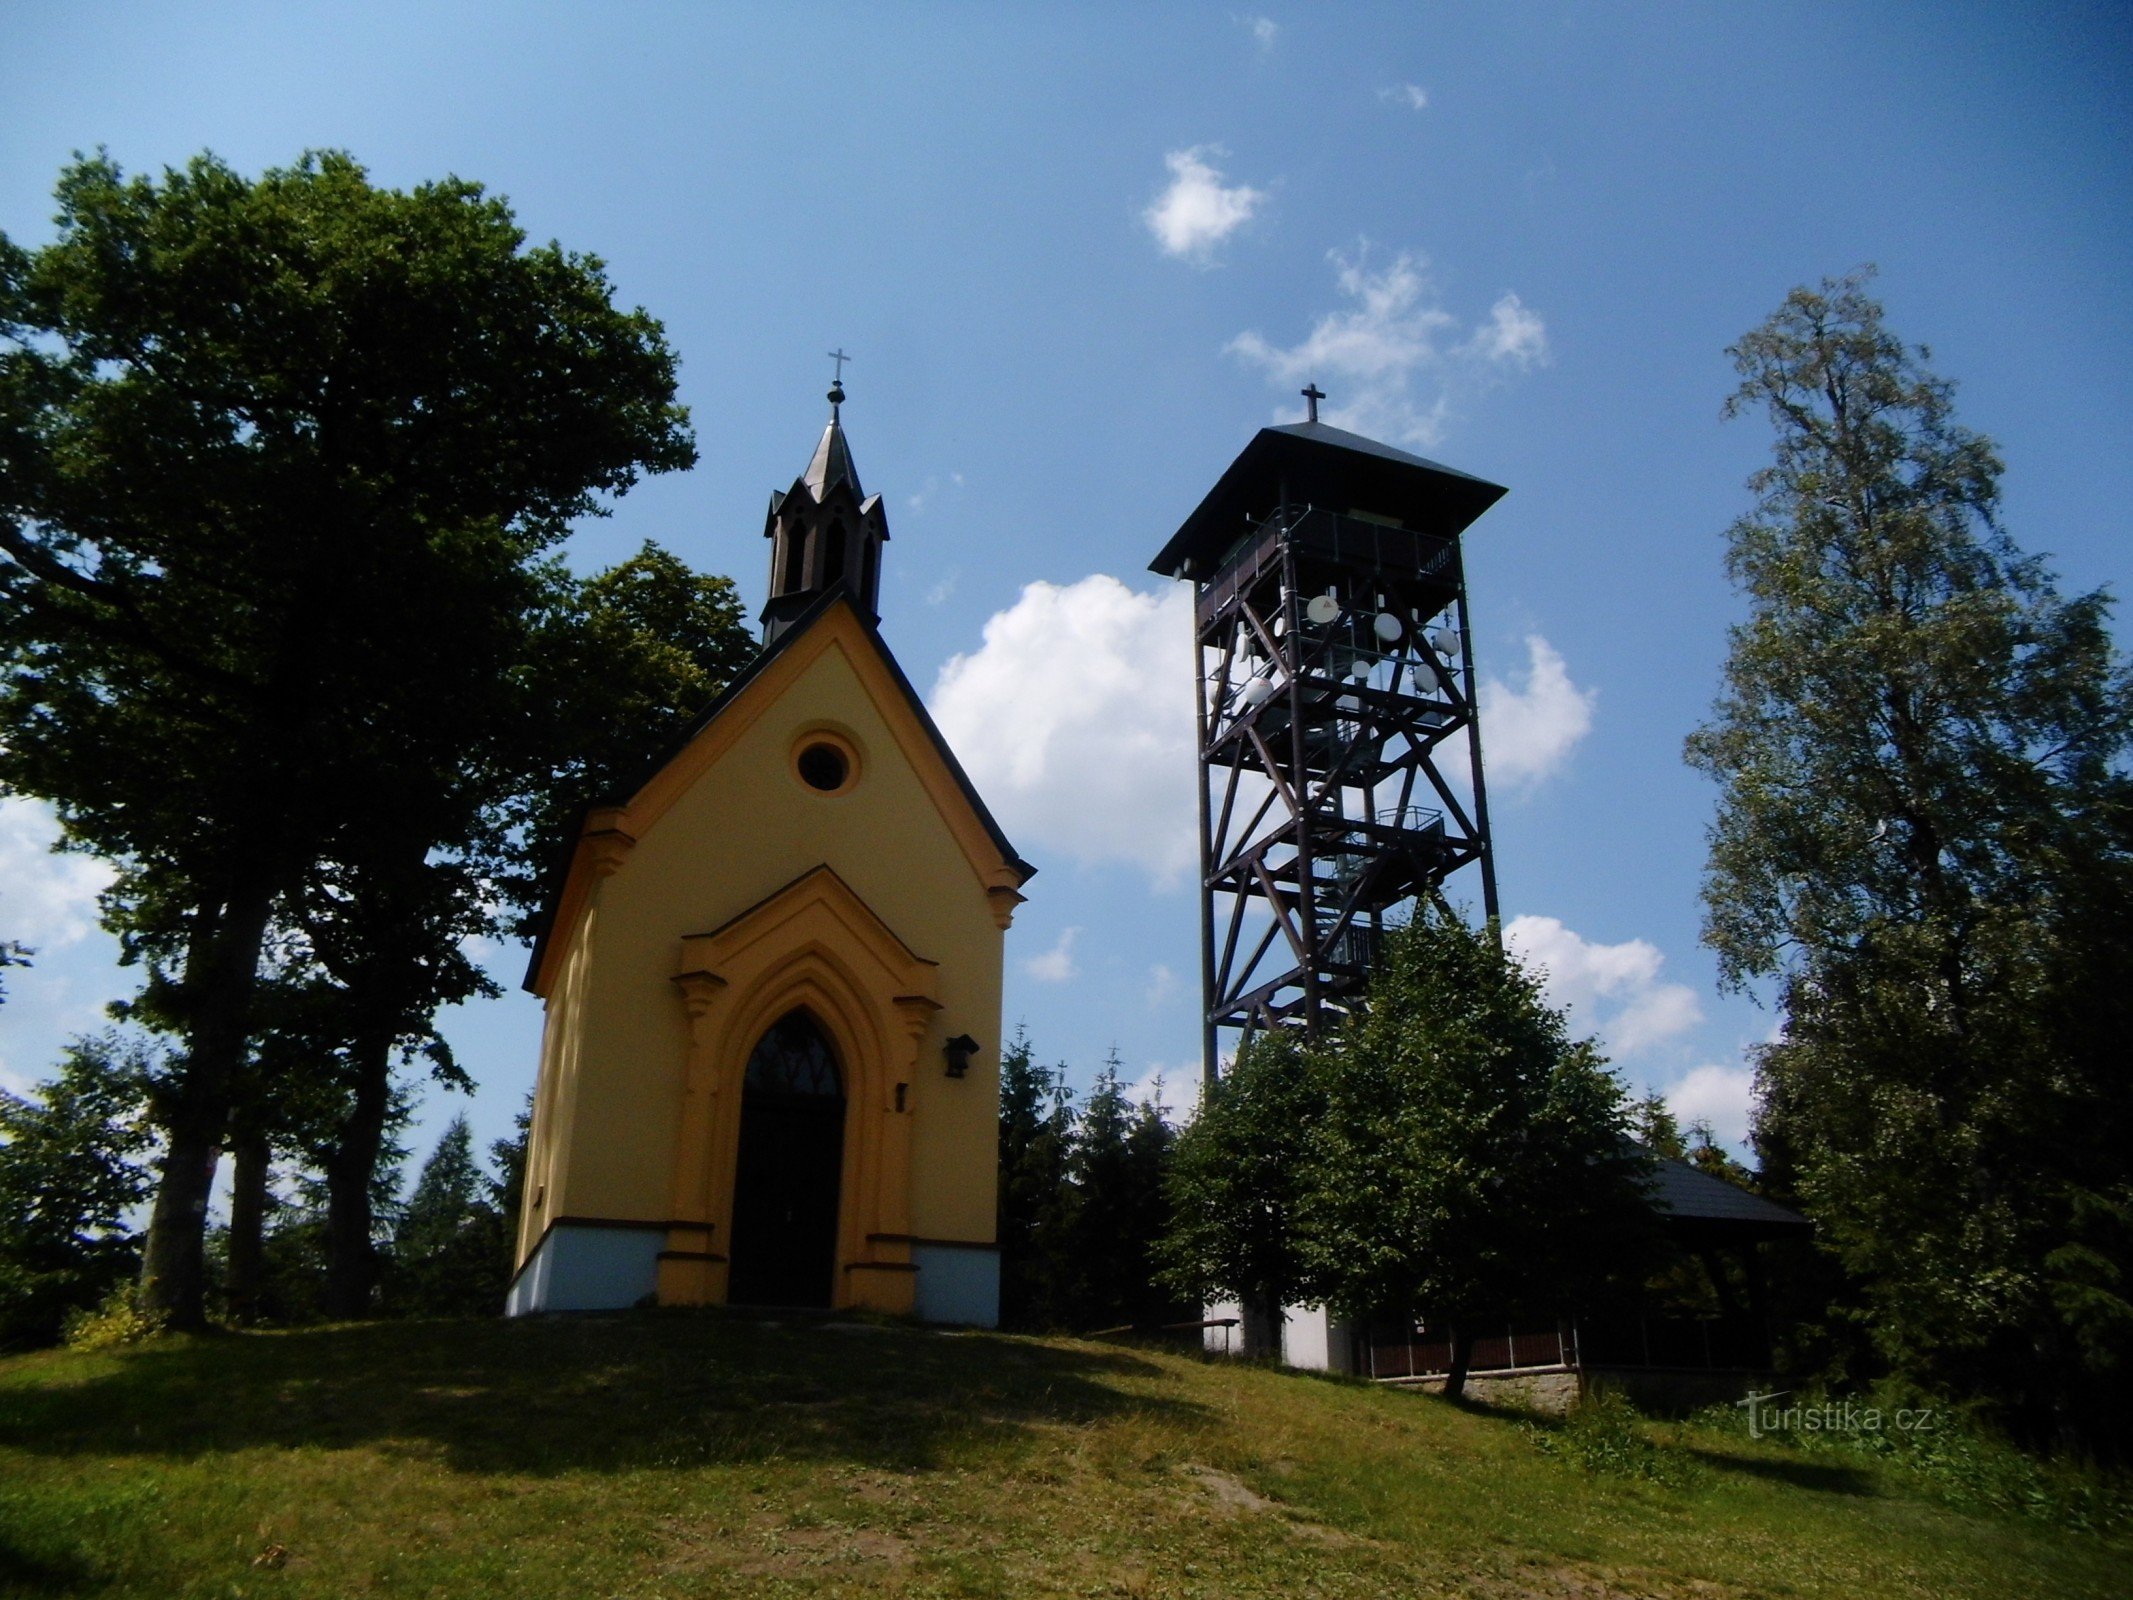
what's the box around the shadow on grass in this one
[1683,1444,1877,1497]
[0,1533,108,1596]
[0,1312,1200,1478]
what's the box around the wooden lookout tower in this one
[1149,394,1509,1079]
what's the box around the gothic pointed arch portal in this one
[728,1008,846,1307]
[657,866,942,1314]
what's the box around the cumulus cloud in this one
[0,797,115,949]
[1145,145,1266,264]
[1662,1063,1758,1147]
[1238,13,1279,50]
[1227,246,1547,447]
[930,575,1197,885]
[1145,963,1178,1007]
[1504,914,1704,1061]
[1380,83,1429,110]
[1478,635,1595,791]
[1024,926,1080,983]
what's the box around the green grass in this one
[0,1312,2121,1598]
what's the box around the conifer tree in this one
[389,1115,504,1317]
[995,1028,1075,1329]
[0,1033,154,1346]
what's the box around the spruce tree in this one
[0,1033,154,1346]
[388,1115,504,1317]
[995,1028,1075,1329]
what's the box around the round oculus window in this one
[796,740,851,793]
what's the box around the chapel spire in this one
[761,367,889,643]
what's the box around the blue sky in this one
[2,2,2129,1181]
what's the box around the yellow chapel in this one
[506,381,1034,1324]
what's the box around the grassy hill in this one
[0,1312,2120,1599]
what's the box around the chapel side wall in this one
[514,910,598,1269]
[552,632,1006,1245]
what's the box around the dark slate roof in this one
[1640,1151,1811,1238]
[1149,419,1507,579]
[803,413,861,498]
[520,584,1034,992]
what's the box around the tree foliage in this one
[1687,271,2133,1446]
[995,1032,1185,1333]
[1162,910,1655,1388]
[0,149,697,1326]
[0,1033,155,1347]
[1297,910,1656,1392]
[388,1115,508,1317]
[1158,1030,1319,1357]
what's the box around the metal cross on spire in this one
[1301,383,1326,423]
[828,347,852,384]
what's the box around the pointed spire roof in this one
[802,381,862,498]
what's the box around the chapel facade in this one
[506,383,1033,1324]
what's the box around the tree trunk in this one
[1442,1325,1476,1401]
[225,1129,271,1323]
[322,1026,395,1319]
[139,880,277,1329]
[1241,1291,1284,1360]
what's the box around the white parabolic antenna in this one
[1305,592,1341,626]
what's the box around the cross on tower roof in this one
[828,347,852,383]
[1302,383,1326,423]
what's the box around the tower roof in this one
[1149,419,1507,579]
[801,382,862,498]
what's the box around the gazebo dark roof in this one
[1641,1152,1811,1242]
[1148,419,1507,579]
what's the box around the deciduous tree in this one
[1160,1031,1321,1358]
[1687,271,2133,1444]
[0,150,695,1326]
[1298,910,1656,1398]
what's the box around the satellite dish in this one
[1349,658,1371,681]
[1305,593,1341,627]
[1373,611,1403,643]
[1240,675,1275,707]
[1429,628,1460,659]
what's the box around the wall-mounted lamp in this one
[943,1034,980,1078]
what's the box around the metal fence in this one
[1360,1315,1770,1379]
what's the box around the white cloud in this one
[1144,145,1266,265]
[0,797,116,950]
[906,471,966,513]
[925,568,959,607]
[1380,83,1429,110]
[1464,293,1548,368]
[1227,245,1547,447]
[1478,635,1595,791]
[1144,963,1178,1007]
[1663,1063,1758,1147]
[1238,13,1279,50]
[1504,914,1704,1061]
[931,575,1197,885]
[1024,926,1080,983]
